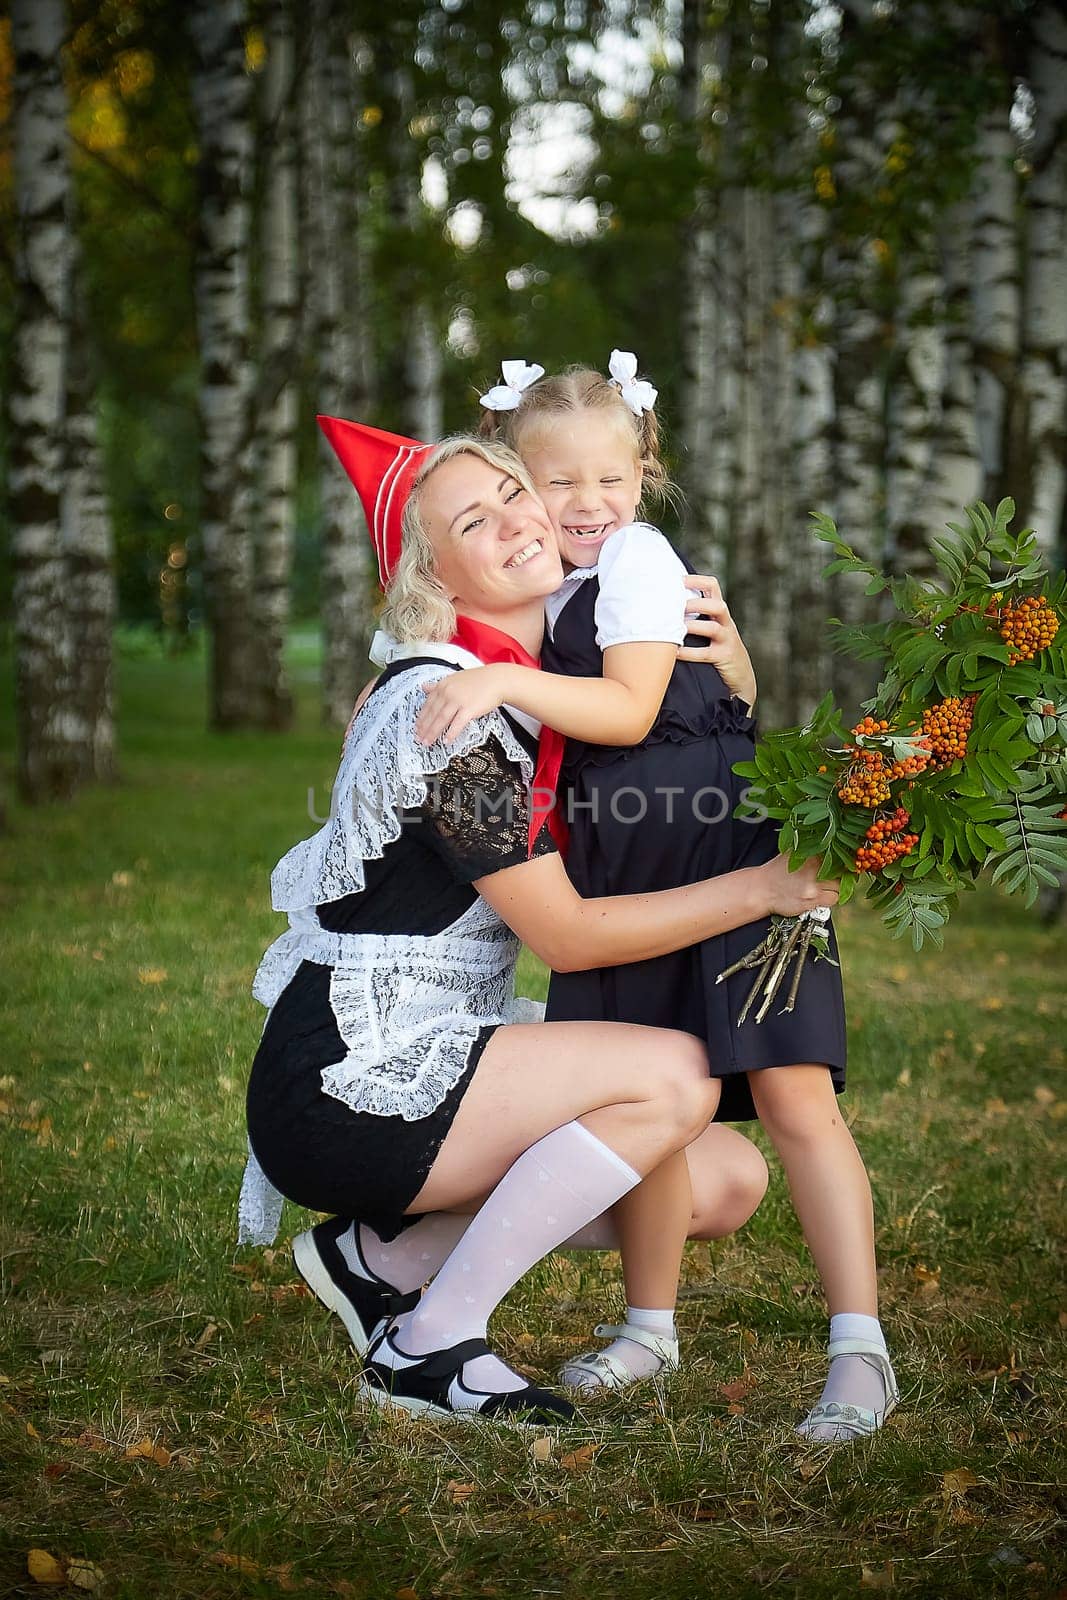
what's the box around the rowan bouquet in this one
[728,499,1067,1023]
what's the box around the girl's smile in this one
[521,413,644,570]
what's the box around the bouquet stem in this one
[718,907,837,1026]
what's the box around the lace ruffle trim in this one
[269,665,535,914]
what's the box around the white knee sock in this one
[340,1214,469,1294]
[344,1202,620,1300]
[381,1122,639,1393]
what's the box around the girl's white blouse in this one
[544,522,689,649]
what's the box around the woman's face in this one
[419,453,564,619]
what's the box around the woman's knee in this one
[652,1035,720,1141]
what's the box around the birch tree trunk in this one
[678,0,721,575]
[885,249,943,576]
[919,202,982,532]
[735,188,792,729]
[250,0,298,730]
[10,0,80,802]
[189,0,256,730]
[828,0,885,715]
[970,25,1020,509]
[63,262,116,782]
[1020,2,1067,555]
[379,26,441,441]
[306,0,376,727]
[787,191,835,722]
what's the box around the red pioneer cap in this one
[316,414,434,588]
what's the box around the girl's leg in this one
[369,1021,719,1407]
[348,1119,766,1304]
[748,1065,895,1438]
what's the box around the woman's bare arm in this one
[475,850,838,973]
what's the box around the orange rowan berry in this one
[854,807,918,873]
[920,695,976,768]
[837,749,891,807]
[999,595,1059,664]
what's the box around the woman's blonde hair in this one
[478,364,676,508]
[381,435,539,644]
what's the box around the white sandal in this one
[558,1322,679,1392]
[796,1336,899,1441]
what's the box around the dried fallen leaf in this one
[447,1479,476,1504]
[209,1553,262,1577]
[26,1421,40,1438]
[719,1370,757,1403]
[979,995,1004,1011]
[796,1457,820,1482]
[27,1549,66,1585]
[125,1435,172,1468]
[984,1096,1009,1115]
[44,1461,72,1480]
[560,1443,599,1472]
[67,1560,104,1592]
[193,1322,218,1351]
[530,1434,552,1464]
[137,967,167,985]
[60,1430,108,1452]
[395,1589,420,1600]
[941,1467,979,1497]
[912,1263,941,1294]
[860,1561,895,1589]
[1034,1085,1056,1105]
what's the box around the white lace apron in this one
[238,661,545,1246]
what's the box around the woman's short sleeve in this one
[417,738,558,883]
[593,522,689,650]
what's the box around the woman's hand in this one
[677,574,757,711]
[758,854,840,918]
[416,665,515,746]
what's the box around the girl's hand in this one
[677,574,757,711]
[759,854,840,918]
[416,665,514,746]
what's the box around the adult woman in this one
[242,429,840,1425]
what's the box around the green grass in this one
[1,647,1065,1598]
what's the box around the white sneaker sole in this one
[357,1379,559,1430]
[292,1229,372,1356]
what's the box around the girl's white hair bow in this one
[608,349,657,416]
[479,359,545,411]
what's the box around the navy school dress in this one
[540,572,847,1122]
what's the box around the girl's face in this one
[419,452,563,620]
[520,411,643,570]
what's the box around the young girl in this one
[416,354,898,1442]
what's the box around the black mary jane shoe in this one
[292,1218,420,1356]
[361,1321,576,1427]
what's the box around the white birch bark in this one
[678,0,721,575]
[251,0,298,729]
[828,0,885,714]
[306,1,375,727]
[885,252,944,575]
[381,43,441,441]
[63,262,116,783]
[189,0,255,729]
[919,203,982,532]
[737,188,791,730]
[970,85,1020,505]
[787,190,835,722]
[10,0,80,801]
[1020,2,1067,554]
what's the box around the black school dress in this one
[245,659,555,1240]
[540,576,847,1122]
